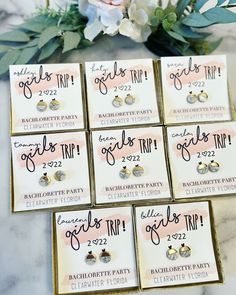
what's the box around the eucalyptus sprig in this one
[0,3,91,77]
[0,0,236,78]
[146,0,236,56]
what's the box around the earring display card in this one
[135,201,222,289]
[53,206,138,294]
[167,121,236,199]
[161,55,232,124]
[85,58,160,129]
[10,64,85,134]
[91,126,171,204]
[11,131,91,212]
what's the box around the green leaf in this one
[167,30,189,43]
[176,0,191,15]
[175,42,191,55]
[150,16,160,27]
[16,46,38,64]
[0,45,10,54]
[59,24,81,31]
[23,38,39,48]
[166,12,177,23]
[155,7,164,20]
[62,31,81,53]
[25,15,57,26]
[207,38,223,53]
[38,26,60,49]
[164,5,176,15]
[182,12,215,27]
[10,38,39,50]
[38,39,60,61]
[18,21,46,33]
[182,47,197,56]
[0,50,21,75]
[79,39,93,48]
[13,15,56,33]
[162,19,174,31]
[173,22,211,39]
[192,38,223,54]
[0,30,30,42]
[204,7,236,23]
[194,0,209,11]
[217,0,227,5]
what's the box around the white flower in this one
[119,0,158,42]
[79,0,128,41]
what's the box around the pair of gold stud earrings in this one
[85,249,111,265]
[39,171,65,187]
[166,244,191,260]
[197,160,220,174]
[36,98,60,112]
[119,165,144,179]
[187,90,208,104]
[112,94,135,107]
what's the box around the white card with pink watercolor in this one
[11,131,91,211]
[135,201,221,288]
[91,126,171,204]
[167,121,236,199]
[10,63,85,134]
[54,206,138,294]
[85,59,160,128]
[161,55,231,124]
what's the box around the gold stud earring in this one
[119,166,131,179]
[186,91,197,104]
[179,243,191,257]
[166,246,178,260]
[197,162,208,174]
[198,90,209,102]
[39,172,51,187]
[132,164,144,177]
[49,98,60,110]
[36,99,47,112]
[208,160,220,172]
[85,251,97,265]
[99,249,111,263]
[125,94,135,105]
[54,170,66,181]
[112,95,123,107]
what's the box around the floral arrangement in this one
[0,0,236,78]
